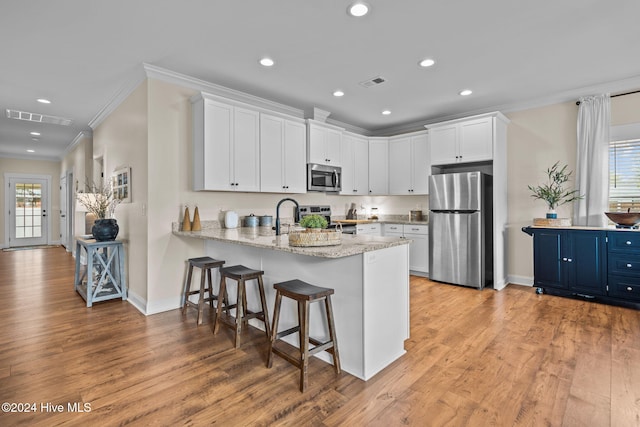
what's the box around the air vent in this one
[359,76,387,88]
[5,109,73,126]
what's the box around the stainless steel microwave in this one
[307,163,342,192]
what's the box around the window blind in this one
[609,138,640,211]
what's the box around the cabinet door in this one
[405,230,429,273]
[307,124,326,164]
[459,117,493,163]
[203,99,233,190]
[283,120,307,193]
[340,134,355,195]
[566,231,606,295]
[533,230,564,289]
[260,114,285,192]
[325,128,342,165]
[388,137,411,195]
[368,138,388,195]
[430,125,458,165]
[410,134,430,194]
[353,136,369,194]
[233,107,260,191]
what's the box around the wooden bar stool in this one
[267,279,341,392]
[213,265,271,348]
[181,257,225,325]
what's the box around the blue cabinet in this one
[531,228,606,295]
[524,227,640,309]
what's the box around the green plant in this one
[299,214,328,229]
[528,162,583,210]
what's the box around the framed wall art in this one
[112,167,131,203]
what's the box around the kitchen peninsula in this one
[173,222,410,380]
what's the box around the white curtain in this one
[574,94,611,226]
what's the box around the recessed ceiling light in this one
[348,2,369,17]
[419,58,436,68]
[382,110,391,115]
[37,98,51,104]
[259,57,274,67]
[30,131,40,136]
[27,149,35,153]
[333,90,344,97]
[459,89,473,96]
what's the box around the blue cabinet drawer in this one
[608,253,640,276]
[608,275,640,301]
[608,231,640,253]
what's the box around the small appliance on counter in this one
[224,211,239,229]
[346,203,357,219]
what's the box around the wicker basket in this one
[533,217,572,227]
[288,229,342,247]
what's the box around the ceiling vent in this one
[5,109,73,126]
[359,76,387,88]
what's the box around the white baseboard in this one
[145,296,181,315]
[507,275,534,286]
[126,290,148,315]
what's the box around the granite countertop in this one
[172,224,410,259]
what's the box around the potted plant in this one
[299,214,328,232]
[76,180,122,241]
[528,162,583,218]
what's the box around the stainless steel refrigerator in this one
[429,172,493,289]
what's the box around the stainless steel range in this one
[298,205,357,234]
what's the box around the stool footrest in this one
[275,326,300,340]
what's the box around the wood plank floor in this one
[1,247,639,426]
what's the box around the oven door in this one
[307,163,341,192]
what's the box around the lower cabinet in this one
[384,224,429,274]
[523,227,640,309]
[355,223,382,236]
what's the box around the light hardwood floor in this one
[1,247,639,426]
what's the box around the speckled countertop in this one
[172,221,410,258]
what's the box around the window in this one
[609,138,640,211]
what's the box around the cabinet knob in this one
[627,263,633,268]
[626,241,632,245]
[562,257,568,262]
[627,286,634,291]
[567,258,572,262]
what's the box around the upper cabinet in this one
[388,131,429,195]
[260,114,307,193]
[192,95,260,191]
[368,137,389,195]
[307,120,343,166]
[340,132,369,195]
[429,115,493,165]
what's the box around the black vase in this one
[92,219,119,241]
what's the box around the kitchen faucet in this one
[275,198,300,236]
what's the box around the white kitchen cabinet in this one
[192,95,260,191]
[368,138,389,195]
[356,223,381,236]
[260,114,306,193]
[384,223,429,274]
[307,120,343,166]
[429,116,493,165]
[389,131,429,195]
[341,132,369,195]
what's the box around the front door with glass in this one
[9,177,49,247]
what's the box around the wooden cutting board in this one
[333,219,374,224]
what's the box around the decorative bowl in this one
[604,212,640,227]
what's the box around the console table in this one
[74,238,127,307]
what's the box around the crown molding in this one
[88,67,147,130]
[143,63,305,119]
[60,131,92,160]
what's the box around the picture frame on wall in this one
[112,167,131,203]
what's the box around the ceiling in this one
[2,0,640,161]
